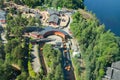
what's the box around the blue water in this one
[84,0,120,36]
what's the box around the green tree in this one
[70,11,120,80]
[0,64,15,80]
[0,0,4,8]
[0,41,5,59]
[16,71,28,80]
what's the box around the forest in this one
[0,10,42,79]
[42,44,64,80]
[0,0,84,9]
[70,12,120,80]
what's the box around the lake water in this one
[84,0,120,36]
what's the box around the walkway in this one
[63,13,80,54]
[0,31,7,44]
[62,40,75,80]
[39,43,47,75]
[31,44,41,73]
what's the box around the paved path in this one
[63,14,80,54]
[31,44,41,73]
[63,13,82,80]
[0,31,8,44]
[63,15,72,36]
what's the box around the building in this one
[39,26,69,39]
[22,8,30,13]
[0,10,6,24]
[35,13,41,19]
[103,61,120,80]
[48,15,59,26]
[47,9,60,16]
[48,9,60,26]
[29,32,43,39]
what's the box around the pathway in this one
[63,13,80,55]
[31,44,41,73]
[39,43,47,75]
[0,31,7,44]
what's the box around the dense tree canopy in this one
[0,41,5,59]
[70,12,120,80]
[0,0,4,8]
[43,44,64,80]
[6,0,84,8]
[6,12,41,38]
[0,64,15,80]
[44,0,84,9]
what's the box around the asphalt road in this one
[61,47,75,80]
[64,68,75,80]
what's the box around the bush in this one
[28,61,36,78]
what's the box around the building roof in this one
[22,8,30,12]
[39,26,68,36]
[0,10,6,24]
[105,67,112,79]
[0,10,6,17]
[103,61,120,80]
[47,9,59,15]
[112,69,120,80]
[0,15,5,19]
[48,15,59,24]
[35,13,41,19]
[30,32,40,36]
[29,9,36,13]
[111,61,120,70]
[0,10,6,15]
[26,26,69,38]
